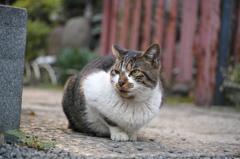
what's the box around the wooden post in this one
[100,0,112,56]
[141,0,153,51]
[195,0,221,106]
[153,0,165,45]
[214,0,233,106]
[130,0,142,50]
[162,0,178,81]
[120,0,131,49]
[177,0,198,83]
[109,0,119,54]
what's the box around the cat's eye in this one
[114,70,120,74]
[130,70,139,76]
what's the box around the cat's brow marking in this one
[121,58,126,73]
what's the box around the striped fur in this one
[62,44,163,141]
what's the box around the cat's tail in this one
[62,75,78,129]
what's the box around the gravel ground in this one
[0,142,238,159]
[0,87,239,159]
[0,143,77,159]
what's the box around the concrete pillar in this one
[0,5,27,141]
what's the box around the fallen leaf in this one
[30,111,35,116]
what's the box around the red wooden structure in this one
[234,1,240,64]
[177,0,198,83]
[194,0,221,106]
[100,0,240,106]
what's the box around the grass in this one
[164,96,194,105]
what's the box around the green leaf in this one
[42,141,58,148]
[6,130,20,137]
[6,129,58,149]
[25,138,33,145]
[6,130,26,139]
[20,132,26,139]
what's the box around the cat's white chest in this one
[82,70,162,132]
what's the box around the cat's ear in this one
[112,44,126,59]
[140,43,161,69]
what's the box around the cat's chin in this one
[114,88,134,99]
[118,91,135,99]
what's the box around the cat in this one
[62,43,163,141]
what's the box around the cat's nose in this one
[118,80,125,87]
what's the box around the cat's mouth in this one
[117,89,134,99]
[119,90,130,93]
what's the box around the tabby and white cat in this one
[62,43,163,141]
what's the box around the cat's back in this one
[62,55,116,133]
[80,55,116,76]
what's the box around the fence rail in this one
[100,0,240,106]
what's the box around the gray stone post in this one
[0,5,27,141]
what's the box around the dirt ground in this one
[20,87,240,158]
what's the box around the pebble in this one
[182,138,186,141]
[137,147,143,151]
[16,139,23,144]
[177,150,183,154]
[115,148,122,153]
[64,130,68,133]
[224,149,229,152]
[6,140,12,145]
[111,144,119,148]
[108,147,113,151]
[51,138,56,141]
[10,152,17,158]
[149,139,155,141]
[164,150,173,153]
[0,148,6,155]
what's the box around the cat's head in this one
[110,43,161,99]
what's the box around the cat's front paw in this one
[111,132,129,141]
[129,135,137,141]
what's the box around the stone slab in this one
[0,5,27,28]
[0,59,24,97]
[0,97,22,141]
[0,26,26,59]
[0,5,27,141]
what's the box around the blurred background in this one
[0,0,240,108]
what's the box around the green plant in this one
[13,0,60,61]
[13,0,60,24]
[225,64,240,109]
[232,64,240,84]
[53,47,98,85]
[226,64,240,84]
[165,96,194,105]
[6,130,58,150]
[25,20,52,61]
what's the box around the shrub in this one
[13,0,60,24]
[232,64,240,84]
[53,47,98,85]
[13,0,60,61]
